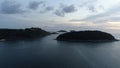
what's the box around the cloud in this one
[62,5,77,13]
[0,1,25,14]
[40,6,54,13]
[45,6,54,11]
[54,10,64,17]
[54,4,77,17]
[79,0,103,12]
[70,4,120,23]
[87,5,96,12]
[79,0,96,7]
[70,13,108,23]
[28,1,44,10]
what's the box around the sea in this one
[0,33,120,68]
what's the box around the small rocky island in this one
[0,27,50,41]
[56,31,118,41]
[57,30,67,32]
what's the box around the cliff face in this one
[0,27,50,41]
[56,31,117,41]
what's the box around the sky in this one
[0,0,120,32]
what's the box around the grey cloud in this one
[54,10,64,17]
[0,1,25,14]
[40,6,54,13]
[45,6,54,11]
[87,5,96,12]
[29,1,54,13]
[54,4,77,17]
[62,5,76,13]
[28,1,44,10]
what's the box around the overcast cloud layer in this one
[0,0,120,31]
[0,1,25,14]
[0,0,100,16]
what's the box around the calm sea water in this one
[0,34,120,68]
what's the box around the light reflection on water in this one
[0,34,119,68]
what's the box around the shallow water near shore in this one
[0,34,120,68]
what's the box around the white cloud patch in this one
[70,3,120,23]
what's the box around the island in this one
[51,32,58,34]
[57,30,67,32]
[56,30,118,41]
[0,27,50,41]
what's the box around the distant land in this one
[0,27,118,42]
[0,27,50,41]
[56,31,118,42]
[57,30,67,32]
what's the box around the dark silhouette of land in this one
[0,27,50,41]
[56,31,118,41]
[57,30,67,32]
[0,27,118,42]
[51,32,58,34]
